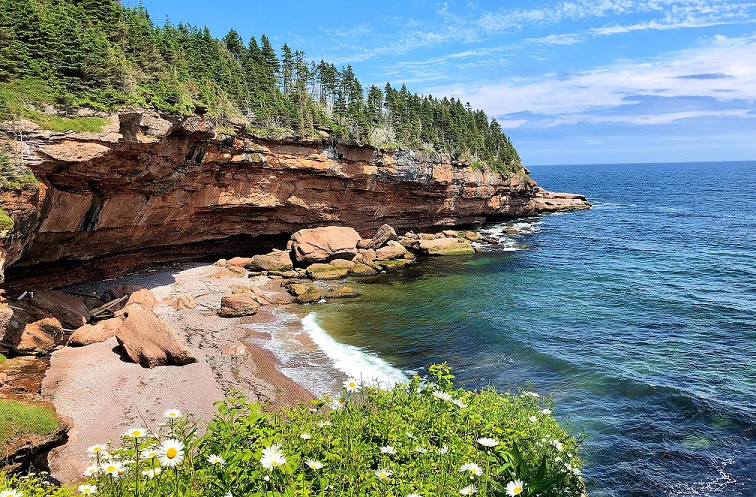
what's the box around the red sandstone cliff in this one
[0,111,589,288]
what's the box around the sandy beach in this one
[42,263,315,483]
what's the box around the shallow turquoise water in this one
[312,161,756,497]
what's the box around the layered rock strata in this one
[0,111,589,288]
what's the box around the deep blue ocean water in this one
[311,161,756,497]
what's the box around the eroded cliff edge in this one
[0,110,589,288]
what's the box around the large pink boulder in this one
[290,227,362,265]
[29,290,89,328]
[15,318,64,355]
[68,318,121,347]
[114,301,196,368]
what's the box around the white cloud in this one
[424,34,756,126]
[527,33,584,45]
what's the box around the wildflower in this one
[141,447,159,459]
[224,493,233,497]
[343,378,361,393]
[82,465,99,477]
[551,440,564,452]
[407,494,422,497]
[306,459,324,470]
[554,456,562,463]
[573,468,582,476]
[506,479,525,496]
[523,391,539,398]
[406,431,415,439]
[0,490,23,497]
[459,485,477,495]
[432,390,453,402]
[116,466,127,478]
[477,437,499,448]
[300,432,312,440]
[142,468,161,478]
[164,409,182,419]
[260,444,286,470]
[459,463,483,477]
[86,444,107,456]
[207,454,225,465]
[413,446,428,453]
[77,484,97,495]
[124,427,147,438]
[528,416,538,423]
[332,394,349,409]
[375,468,393,480]
[158,439,185,467]
[380,445,396,454]
[540,408,552,415]
[101,461,124,476]
[438,445,449,454]
[452,399,468,408]
[318,420,332,427]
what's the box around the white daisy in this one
[375,468,393,480]
[141,447,159,459]
[300,433,312,440]
[413,446,428,453]
[158,439,185,467]
[77,484,97,495]
[459,485,477,495]
[432,390,453,402]
[523,391,539,398]
[438,445,449,454]
[343,378,361,393]
[540,408,552,415]
[82,465,99,477]
[380,445,396,455]
[164,409,182,419]
[407,494,422,497]
[528,416,538,423]
[317,420,332,427]
[260,444,286,470]
[142,468,161,478]
[100,461,124,476]
[124,427,147,439]
[0,490,23,497]
[452,399,468,408]
[551,440,564,452]
[86,444,107,456]
[305,459,324,470]
[331,394,349,409]
[477,437,499,448]
[506,479,525,496]
[207,454,225,465]
[459,463,483,477]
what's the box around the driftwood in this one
[88,295,128,321]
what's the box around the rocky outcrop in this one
[418,237,476,256]
[0,110,589,289]
[246,250,294,272]
[217,295,259,317]
[13,318,65,355]
[291,227,362,265]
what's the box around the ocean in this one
[270,161,756,497]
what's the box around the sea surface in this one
[280,161,756,497]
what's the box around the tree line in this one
[0,0,521,173]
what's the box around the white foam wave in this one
[301,313,409,389]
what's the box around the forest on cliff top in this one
[0,0,521,173]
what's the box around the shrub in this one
[0,365,584,496]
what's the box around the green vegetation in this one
[0,0,521,173]
[0,352,6,364]
[0,399,59,447]
[0,207,13,235]
[0,365,584,497]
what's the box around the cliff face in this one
[0,111,589,288]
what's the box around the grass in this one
[0,353,6,365]
[24,111,110,133]
[0,399,59,447]
[0,208,14,236]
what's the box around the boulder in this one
[107,285,146,300]
[69,318,121,347]
[115,304,196,368]
[350,263,379,276]
[322,285,361,299]
[370,224,398,249]
[290,226,362,264]
[419,233,436,240]
[227,256,254,268]
[418,238,475,256]
[217,295,259,317]
[16,318,64,355]
[285,282,311,297]
[330,259,356,270]
[357,239,373,249]
[306,263,349,280]
[231,284,252,295]
[375,241,408,260]
[442,230,459,238]
[28,290,89,328]
[296,287,322,304]
[377,259,411,272]
[358,248,377,262]
[208,266,246,278]
[125,289,158,310]
[245,250,293,272]
[464,231,479,241]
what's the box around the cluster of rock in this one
[0,286,197,369]
[209,224,478,306]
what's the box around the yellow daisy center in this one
[514,486,522,494]
[166,447,178,459]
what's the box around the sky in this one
[129,0,756,165]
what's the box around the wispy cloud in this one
[425,34,756,127]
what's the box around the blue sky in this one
[130,0,756,165]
